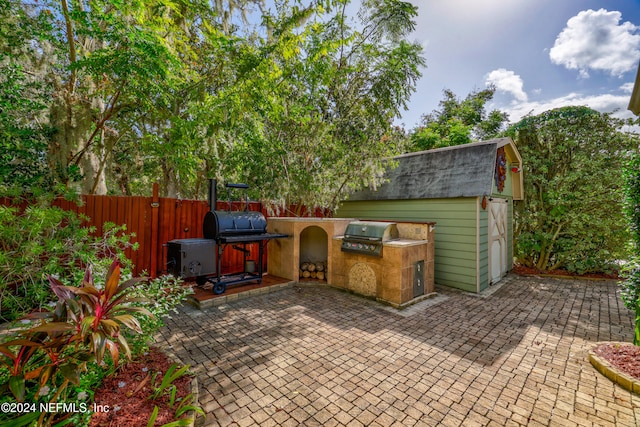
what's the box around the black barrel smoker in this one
[167,180,287,294]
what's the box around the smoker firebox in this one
[166,239,217,282]
[166,180,287,295]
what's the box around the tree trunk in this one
[49,90,108,194]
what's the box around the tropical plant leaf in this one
[116,333,132,361]
[92,332,107,364]
[9,374,25,401]
[104,260,122,302]
[147,405,159,427]
[3,412,40,427]
[114,276,148,297]
[35,364,53,385]
[114,314,142,333]
[82,263,94,287]
[48,275,74,302]
[99,319,119,335]
[59,362,81,385]
[29,322,76,334]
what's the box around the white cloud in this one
[621,82,636,93]
[485,68,528,102]
[503,92,633,123]
[549,9,640,78]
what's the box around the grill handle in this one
[224,182,250,211]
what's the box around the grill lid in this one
[341,221,398,257]
[343,221,399,242]
[203,210,267,239]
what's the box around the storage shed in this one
[337,137,523,293]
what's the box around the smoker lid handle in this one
[225,183,249,189]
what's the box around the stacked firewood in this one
[300,261,327,281]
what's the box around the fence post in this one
[150,183,160,278]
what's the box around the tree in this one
[210,0,425,213]
[505,106,639,273]
[0,0,212,195]
[409,87,508,151]
[2,0,424,206]
[619,153,640,344]
[0,0,56,197]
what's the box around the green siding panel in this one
[478,207,489,291]
[337,198,480,291]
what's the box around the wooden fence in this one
[1,185,328,278]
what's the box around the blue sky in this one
[401,0,640,128]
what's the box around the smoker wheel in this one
[212,281,227,295]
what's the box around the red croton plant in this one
[0,260,151,426]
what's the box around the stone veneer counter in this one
[266,218,355,284]
[331,222,435,307]
[267,218,435,308]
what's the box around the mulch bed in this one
[89,347,193,427]
[593,343,640,381]
[512,264,619,280]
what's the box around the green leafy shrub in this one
[620,154,640,344]
[0,204,136,321]
[625,154,640,248]
[507,107,636,273]
[0,260,150,426]
[126,275,193,356]
[620,259,640,344]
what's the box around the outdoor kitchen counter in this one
[330,221,435,307]
[380,238,428,247]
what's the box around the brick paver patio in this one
[158,275,640,426]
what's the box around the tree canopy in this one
[408,87,508,151]
[1,0,425,214]
[505,106,639,273]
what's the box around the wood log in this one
[302,270,311,278]
[315,262,324,272]
[301,262,310,271]
[317,271,325,280]
[307,263,316,272]
[311,272,317,279]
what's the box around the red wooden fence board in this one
[1,194,324,278]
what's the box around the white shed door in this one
[489,199,508,284]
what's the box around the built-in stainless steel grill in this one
[341,221,399,257]
[167,180,287,294]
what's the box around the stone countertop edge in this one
[589,342,640,395]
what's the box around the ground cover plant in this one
[0,257,194,426]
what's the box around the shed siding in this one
[337,198,479,292]
[507,198,514,270]
[478,203,489,291]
